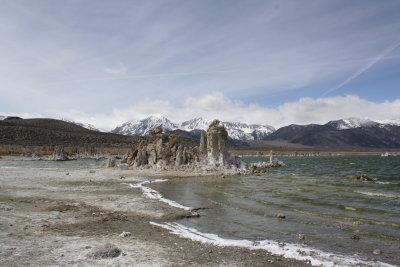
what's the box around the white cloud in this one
[47,92,400,131]
[0,112,44,119]
[277,95,400,126]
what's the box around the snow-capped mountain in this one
[376,118,400,126]
[222,122,275,141]
[180,118,275,140]
[111,115,400,141]
[111,115,178,136]
[0,115,5,120]
[326,118,380,130]
[181,117,211,131]
[62,119,101,132]
[112,116,275,141]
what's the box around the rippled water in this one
[151,155,400,266]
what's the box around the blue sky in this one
[1,0,400,129]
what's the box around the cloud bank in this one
[40,92,400,130]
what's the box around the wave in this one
[150,221,394,267]
[354,191,399,199]
[123,179,192,210]
[375,181,400,185]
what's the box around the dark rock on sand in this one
[356,174,375,181]
[277,213,286,219]
[119,231,132,238]
[89,243,121,259]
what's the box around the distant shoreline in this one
[234,150,400,156]
[1,143,399,158]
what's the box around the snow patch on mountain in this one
[222,122,275,141]
[327,118,380,130]
[63,119,101,132]
[376,118,400,126]
[181,117,211,131]
[0,115,5,120]
[111,115,178,136]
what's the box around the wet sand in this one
[0,162,309,266]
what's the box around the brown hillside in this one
[0,118,142,147]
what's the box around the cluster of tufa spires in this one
[123,119,246,172]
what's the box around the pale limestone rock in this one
[106,157,116,168]
[51,146,68,161]
[205,120,228,167]
[199,130,207,157]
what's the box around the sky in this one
[1,0,400,130]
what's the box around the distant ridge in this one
[265,120,400,148]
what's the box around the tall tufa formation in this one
[202,120,245,169]
[200,120,228,167]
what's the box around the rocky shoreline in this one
[0,160,309,266]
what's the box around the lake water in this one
[0,158,104,169]
[150,155,400,266]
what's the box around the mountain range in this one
[108,116,400,148]
[2,115,400,148]
[110,116,276,141]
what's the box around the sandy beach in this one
[0,158,308,267]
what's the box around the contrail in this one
[322,38,400,97]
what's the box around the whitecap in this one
[354,191,399,198]
[375,181,400,185]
